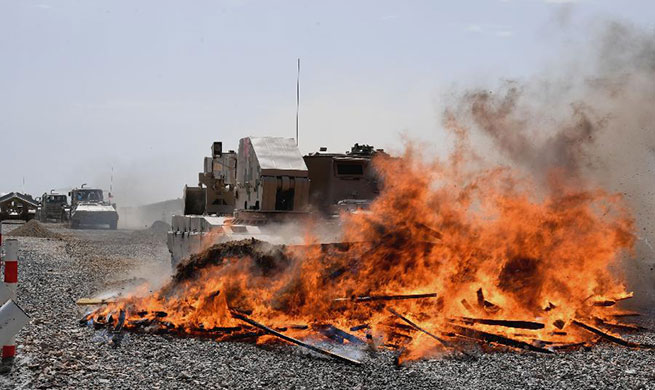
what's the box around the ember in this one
[85,136,649,364]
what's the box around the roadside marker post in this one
[2,239,19,361]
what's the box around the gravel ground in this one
[1,222,654,389]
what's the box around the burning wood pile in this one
[82,147,652,365]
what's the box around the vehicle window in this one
[336,163,364,175]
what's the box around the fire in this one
[88,135,638,362]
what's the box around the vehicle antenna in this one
[295,58,300,146]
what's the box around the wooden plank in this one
[232,312,362,365]
[315,324,366,345]
[460,299,475,313]
[476,289,500,313]
[76,297,117,305]
[452,325,553,354]
[459,317,545,330]
[592,300,616,307]
[571,320,654,349]
[334,293,437,303]
[386,308,474,358]
[593,317,648,332]
[610,312,641,318]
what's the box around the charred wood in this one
[476,289,500,313]
[128,318,153,328]
[459,317,545,330]
[386,308,473,358]
[350,324,369,332]
[460,299,475,313]
[289,324,308,330]
[78,312,93,326]
[593,317,647,332]
[571,320,654,349]
[315,324,366,345]
[452,325,553,354]
[334,293,437,303]
[544,302,557,312]
[610,312,641,318]
[232,312,362,365]
[592,300,616,307]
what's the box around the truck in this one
[167,137,382,267]
[37,191,69,222]
[68,185,119,229]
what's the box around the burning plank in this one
[593,317,648,332]
[334,293,437,303]
[476,289,500,313]
[460,299,475,312]
[589,292,633,307]
[544,302,557,312]
[459,317,545,330]
[452,325,553,354]
[571,320,654,349]
[231,312,362,365]
[386,307,466,356]
[610,312,641,318]
[315,324,366,345]
[350,324,369,332]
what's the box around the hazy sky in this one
[0,0,652,205]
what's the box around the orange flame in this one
[92,138,636,359]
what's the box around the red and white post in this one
[2,239,18,360]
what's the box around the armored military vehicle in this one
[68,185,119,229]
[37,191,69,222]
[167,137,382,267]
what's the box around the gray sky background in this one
[0,0,652,206]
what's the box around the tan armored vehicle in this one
[167,136,382,267]
[68,185,119,229]
[304,143,380,214]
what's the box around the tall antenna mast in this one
[295,58,300,146]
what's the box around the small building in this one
[0,192,38,221]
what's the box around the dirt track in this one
[1,222,655,389]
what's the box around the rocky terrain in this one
[1,222,654,389]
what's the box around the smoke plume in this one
[447,21,655,307]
